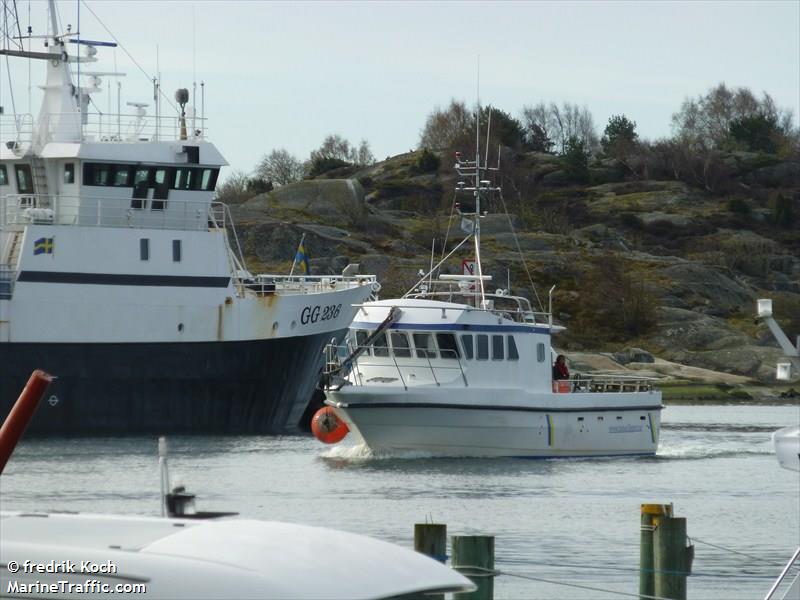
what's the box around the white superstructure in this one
[0,2,375,433]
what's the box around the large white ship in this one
[0,2,376,433]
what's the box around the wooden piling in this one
[414,523,447,562]
[452,535,495,600]
[640,503,672,599]
[654,515,689,600]
[413,524,447,600]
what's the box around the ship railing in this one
[355,299,551,325]
[34,112,209,143]
[0,265,14,299]
[240,273,378,296]
[554,375,658,394]
[0,113,35,147]
[324,344,468,391]
[1,193,220,231]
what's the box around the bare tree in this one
[310,134,375,166]
[254,148,304,186]
[521,101,598,154]
[672,82,798,151]
[419,99,474,151]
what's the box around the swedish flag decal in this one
[33,237,54,255]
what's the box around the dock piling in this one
[452,535,495,600]
[640,503,672,599]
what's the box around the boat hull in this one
[327,390,662,458]
[1,331,346,434]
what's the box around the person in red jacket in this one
[552,354,570,380]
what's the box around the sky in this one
[1,0,799,179]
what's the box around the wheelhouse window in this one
[390,332,412,358]
[139,238,150,261]
[112,164,133,187]
[14,164,33,194]
[132,167,150,207]
[200,168,219,191]
[355,329,370,353]
[508,336,519,361]
[172,240,182,262]
[460,334,474,360]
[413,333,436,358]
[492,335,504,360]
[63,163,75,184]
[436,333,460,360]
[83,163,111,186]
[151,167,170,208]
[0,165,7,186]
[372,332,389,357]
[173,168,194,190]
[476,334,489,360]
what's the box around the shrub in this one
[727,197,751,215]
[415,148,441,173]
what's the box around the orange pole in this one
[0,370,53,474]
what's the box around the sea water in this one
[3,404,798,599]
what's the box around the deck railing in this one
[1,112,208,145]
[354,301,552,325]
[1,194,227,232]
[553,375,657,394]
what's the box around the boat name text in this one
[301,304,342,325]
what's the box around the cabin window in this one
[537,343,545,363]
[14,164,34,194]
[139,238,150,261]
[492,335,504,360]
[355,329,370,353]
[172,240,182,262]
[476,334,489,360]
[0,165,7,186]
[413,333,436,358]
[151,167,170,208]
[508,336,519,361]
[372,332,389,357]
[87,163,111,186]
[173,168,194,190]
[201,168,219,191]
[460,334,474,360]
[63,162,75,184]
[132,167,150,207]
[112,164,133,187]
[436,333,460,360]
[390,332,412,358]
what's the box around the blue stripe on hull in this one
[0,332,345,434]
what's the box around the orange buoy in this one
[311,406,349,444]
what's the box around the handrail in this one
[354,301,551,324]
[0,112,210,144]
[1,193,225,232]
[0,266,15,300]
[764,547,800,600]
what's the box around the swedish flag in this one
[295,238,310,275]
[33,237,54,255]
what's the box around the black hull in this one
[0,332,345,434]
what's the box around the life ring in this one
[311,406,349,443]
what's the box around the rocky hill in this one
[227,149,800,399]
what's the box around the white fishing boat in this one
[318,109,662,458]
[0,1,375,433]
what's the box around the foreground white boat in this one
[0,512,473,599]
[320,111,662,458]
